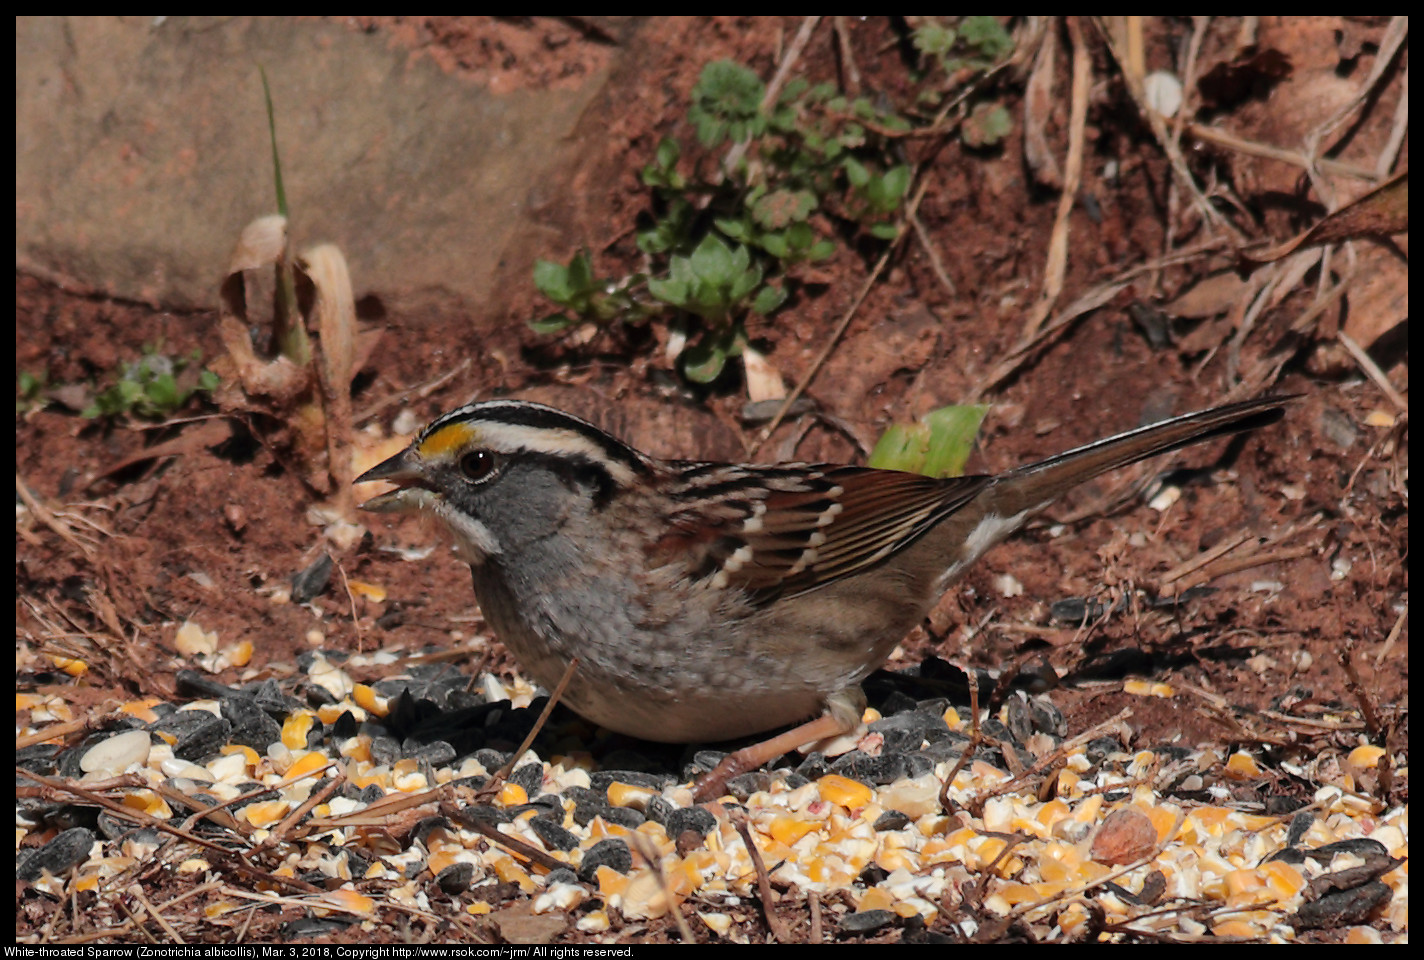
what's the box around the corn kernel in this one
[698,912,732,935]
[769,815,820,846]
[352,683,388,717]
[1224,752,1262,779]
[608,781,655,809]
[347,580,387,602]
[1346,744,1386,770]
[818,774,872,809]
[857,887,895,912]
[1211,918,1262,938]
[227,640,254,667]
[243,800,291,828]
[283,750,329,782]
[467,901,493,916]
[281,712,315,750]
[493,857,536,893]
[118,698,163,723]
[499,782,529,806]
[594,864,629,898]
[323,888,375,917]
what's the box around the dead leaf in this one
[1245,169,1408,266]
[1161,272,1251,319]
[491,901,567,945]
[1341,245,1408,351]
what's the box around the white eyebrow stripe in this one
[441,420,643,487]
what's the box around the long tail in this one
[984,395,1296,517]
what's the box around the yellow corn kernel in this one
[1123,678,1154,696]
[221,744,261,767]
[943,706,962,730]
[48,655,88,677]
[347,580,387,603]
[283,750,329,782]
[427,849,460,877]
[1036,798,1070,828]
[499,782,528,806]
[1259,859,1307,901]
[352,683,388,717]
[1224,752,1262,779]
[1345,926,1384,944]
[122,789,172,819]
[769,815,820,846]
[1211,918,1262,939]
[117,698,163,723]
[607,781,655,809]
[1146,804,1181,844]
[594,864,629,898]
[73,873,101,893]
[577,909,610,933]
[1071,794,1104,824]
[493,857,536,893]
[818,774,873,810]
[243,800,291,828]
[281,712,315,750]
[467,901,493,916]
[1058,902,1090,937]
[1346,744,1387,770]
[1223,868,1264,901]
[323,888,375,917]
[227,640,254,668]
[856,887,895,913]
[698,912,732,935]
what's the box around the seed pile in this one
[16,646,1408,943]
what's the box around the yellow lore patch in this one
[418,422,479,460]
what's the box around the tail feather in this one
[986,395,1296,517]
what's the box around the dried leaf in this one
[1245,170,1408,266]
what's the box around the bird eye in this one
[459,450,497,482]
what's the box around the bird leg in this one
[691,687,866,803]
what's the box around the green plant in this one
[868,404,990,478]
[913,16,1016,148]
[531,59,931,384]
[16,370,47,415]
[81,349,220,421]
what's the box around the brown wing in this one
[649,463,991,603]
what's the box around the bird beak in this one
[355,450,436,514]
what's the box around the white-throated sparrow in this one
[357,395,1291,798]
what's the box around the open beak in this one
[355,450,436,514]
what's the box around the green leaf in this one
[715,217,752,242]
[867,404,990,477]
[759,231,789,259]
[647,276,690,308]
[528,313,576,335]
[533,260,572,302]
[843,156,870,188]
[962,101,1013,148]
[151,372,180,403]
[751,284,788,314]
[869,222,899,240]
[913,22,957,57]
[689,234,735,283]
[961,15,1014,60]
[567,251,594,293]
[880,165,912,206]
[751,188,817,229]
[681,333,731,383]
[655,136,680,171]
